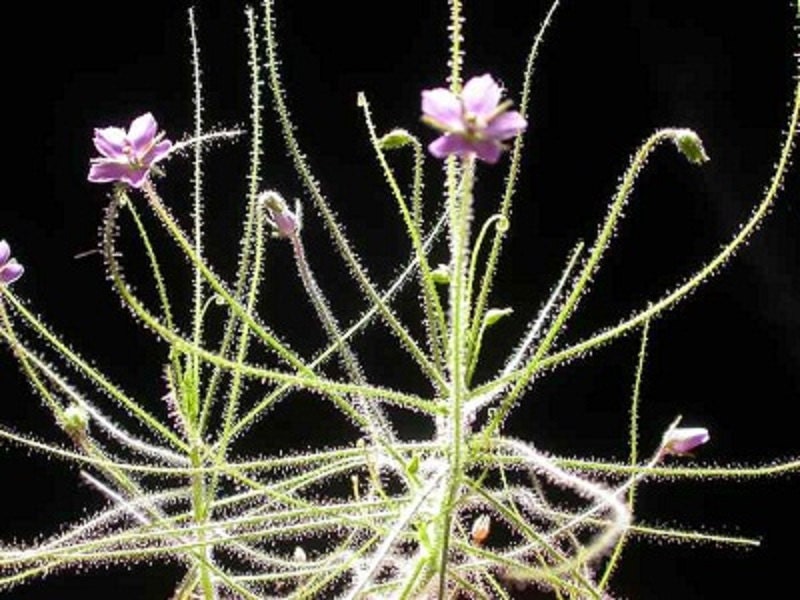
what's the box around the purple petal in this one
[120,167,150,188]
[88,160,131,184]
[663,427,710,455]
[272,211,299,237]
[428,134,475,159]
[422,88,463,130]
[143,139,173,167]
[471,140,504,164]
[93,127,127,158]
[485,111,527,141]
[0,240,10,265]
[0,260,24,284]
[461,74,502,117]
[127,113,158,153]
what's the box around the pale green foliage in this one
[1,1,799,599]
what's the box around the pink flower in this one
[88,113,172,188]
[421,74,527,164]
[0,240,24,285]
[662,427,710,456]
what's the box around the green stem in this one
[482,129,679,440]
[358,93,448,374]
[198,6,263,433]
[1,290,187,451]
[437,156,475,598]
[466,0,561,362]
[190,443,215,600]
[263,0,447,392]
[541,74,799,374]
[598,317,649,590]
[188,7,206,366]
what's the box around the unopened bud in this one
[431,264,450,285]
[378,128,414,150]
[260,191,301,238]
[662,426,710,456]
[471,514,491,546]
[61,404,90,442]
[483,307,513,328]
[293,546,307,562]
[671,128,709,165]
[0,239,24,285]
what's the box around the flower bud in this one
[0,240,24,285]
[662,426,709,456]
[431,264,450,285]
[293,546,307,563]
[671,128,709,165]
[378,128,414,150]
[260,191,301,238]
[471,514,491,546]
[483,307,513,328]
[61,404,90,442]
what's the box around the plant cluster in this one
[1,1,798,598]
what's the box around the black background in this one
[1,1,798,598]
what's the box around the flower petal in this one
[485,111,527,141]
[127,113,158,154]
[471,140,504,164]
[0,259,24,284]
[428,134,475,159]
[663,427,710,455]
[462,74,502,117]
[93,127,127,158]
[144,139,173,166]
[0,239,10,265]
[422,88,463,130]
[88,160,131,184]
[120,167,150,188]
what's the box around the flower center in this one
[123,143,144,170]
[463,111,488,140]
